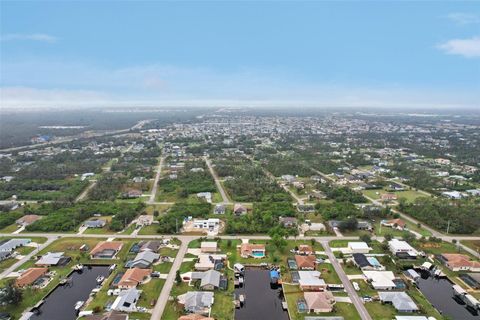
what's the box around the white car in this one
[352,282,360,291]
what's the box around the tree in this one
[360,234,372,244]
[153,210,159,217]
[175,270,182,284]
[0,280,22,305]
[384,233,393,242]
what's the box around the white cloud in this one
[1,33,57,43]
[447,12,480,25]
[437,36,480,58]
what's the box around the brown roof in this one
[240,243,265,255]
[304,291,335,310]
[90,241,123,256]
[381,193,397,200]
[295,255,316,269]
[118,268,152,288]
[387,218,406,228]
[442,253,480,269]
[15,267,48,287]
[178,315,215,320]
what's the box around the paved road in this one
[149,156,164,204]
[320,240,372,320]
[0,237,56,278]
[204,156,231,204]
[150,237,191,320]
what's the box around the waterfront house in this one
[298,271,327,291]
[378,292,419,312]
[35,252,70,267]
[352,254,385,271]
[177,291,214,315]
[195,254,226,271]
[388,239,418,259]
[129,251,159,268]
[363,271,396,290]
[438,253,480,272]
[117,268,152,289]
[111,288,140,312]
[190,270,225,291]
[90,241,123,259]
[304,291,335,313]
[15,268,48,287]
[295,255,317,270]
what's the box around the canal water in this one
[31,265,110,320]
[416,270,480,320]
[234,269,289,320]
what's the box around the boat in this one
[74,301,84,311]
[108,264,116,272]
[239,294,245,305]
[73,264,84,271]
[96,275,105,284]
[59,278,67,285]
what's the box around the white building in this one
[388,239,418,258]
[363,271,396,290]
[348,242,372,254]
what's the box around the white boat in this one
[74,300,84,311]
[73,264,84,271]
[96,276,105,284]
[108,264,116,272]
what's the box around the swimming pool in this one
[252,251,265,257]
[297,298,307,313]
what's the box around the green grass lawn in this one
[0,223,20,233]
[138,224,159,235]
[362,188,426,203]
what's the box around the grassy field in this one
[362,188,427,203]
[0,223,20,233]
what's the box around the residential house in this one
[117,268,152,289]
[190,270,225,290]
[0,239,30,252]
[84,219,106,228]
[0,251,11,261]
[15,268,48,287]
[304,291,336,313]
[352,254,385,271]
[177,291,214,315]
[297,205,315,213]
[279,216,298,228]
[122,189,142,199]
[213,204,226,215]
[348,242,372,254]
[295,255,317,270]
[388,239,418,259]
[129,251,159,268]
[381,193,397,202]
[197,192,212,203]
[233,204,247,216]
[90,241,123,259]
[381,218,406,230]
[363,271,396,290]
[438,253,480,272]
[16,215,41,226]
[297,271,327,291]
[195,254,226,271]
[136,215,154,227]
[200,242,218,254]
[35,252,70,267]
[111,288,141,312]
[240,243,266,258]
[378,292,419,312]
[139,240,161,252]
[298,245,314,256]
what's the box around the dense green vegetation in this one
[25,202,144,232]
[401,198,480,234]
[226,202,296,234]
[317,184,367,203]
[0,211,23,230]
[262,156,314,177]
[159,160,216,199]
[88,173,126,201]
[0,179,88,201]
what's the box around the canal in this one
[234,269,289,320]
[416,270,480,320]
[31,265,110,320]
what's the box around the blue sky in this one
[1,1,479,109]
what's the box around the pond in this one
[234,269,289,320]
[416,270,480,320]
[31,265,110,320]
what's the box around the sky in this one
[1,1,479,109]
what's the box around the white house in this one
[363,271,396,290]
[388,239,418,258]
[111,288,140,312]
[348,242,372,254]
